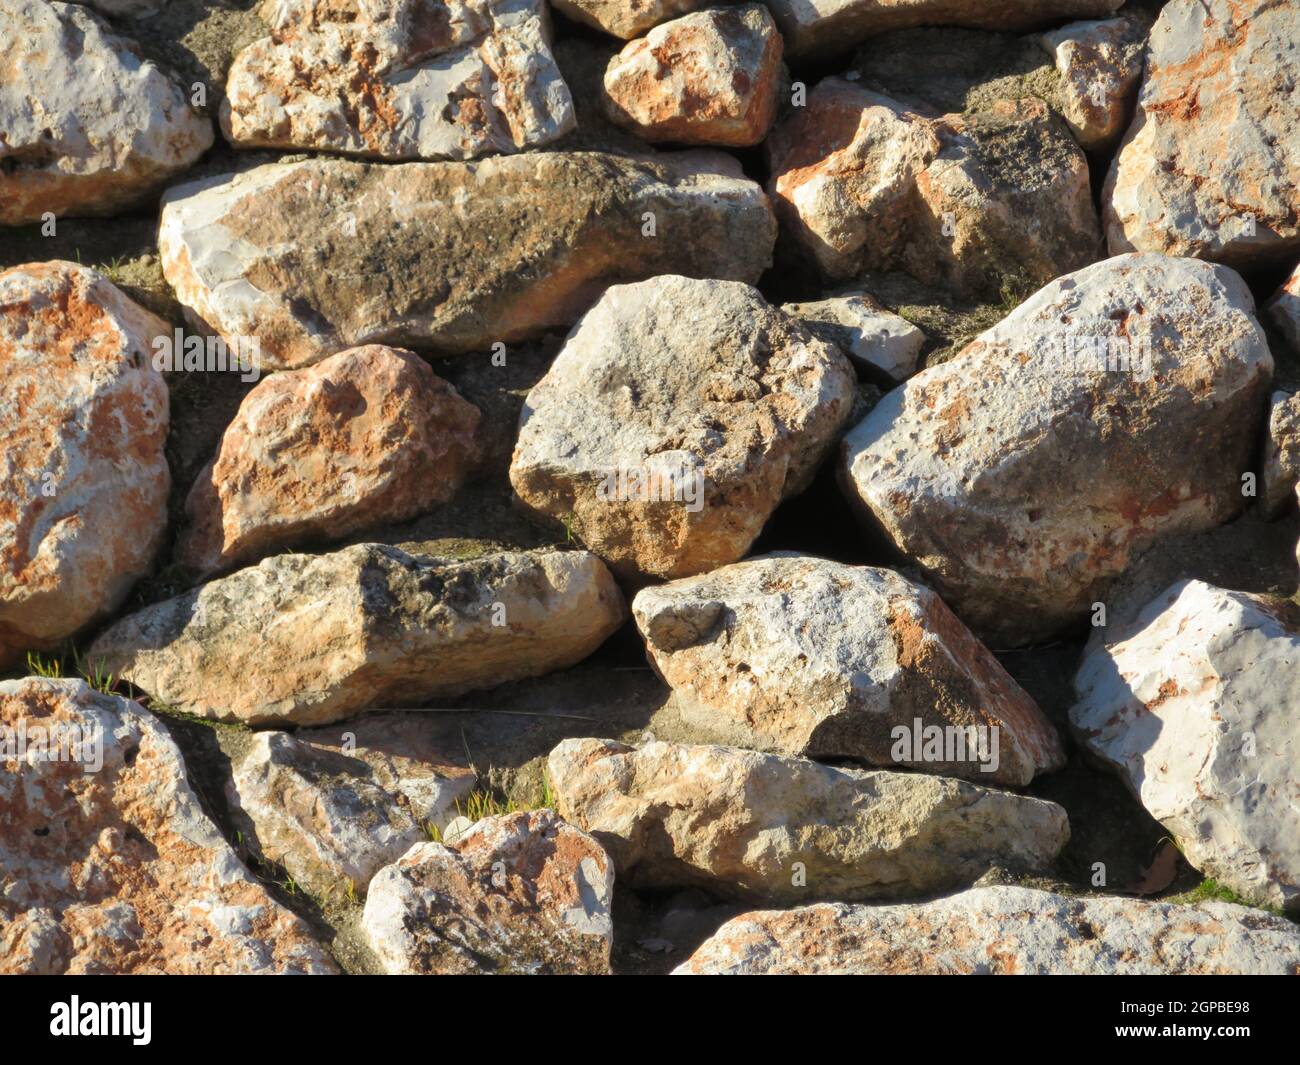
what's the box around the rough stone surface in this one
[762,0,1124,61]
[361,810,614,973]
[1266,263,1300,358]
[1072,580,1300,914]
[0,262,170,670]
[158,152,775,370]
[90,546,627,726]
[674,887,1300,974]
[179,345,481,576]
[767,80,1100,297]
[225,725,476,899]
[1262,391,1300,519]
[548,738,1069,902]
[0,0,213,225]
[841,254,1273,647]
[633,554,1064,784]
[223,0,575,160]
[510,277,856,581]
[782,291,925,383]
[1105,0,1300,269]
[0,678,335,974]
[601,5,782,147]
[1038,17,1143,152]
[550,0,707,39]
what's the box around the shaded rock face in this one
[761,0,1124,61]
[225,726,476,900]
[767,80,1100,298]
[1038,17,1144,152]
[1266,263,1300,358]
[674,887,1300,974]
[601,5,782,147]
[782,291,925,383]
[0,679,335,974]
[1262,391,1300,519]
[550,0,707,39]
[158,152,775,370]
[632,554,1064,785]
[1105,0,1300,270]
[548,739,1068,903]
[361,810,614,973]
[89,546,627,726]
[223,0,575,161]
[1072,580,1300,914]
[179,346,481,577]
[0,262,170,670]
[841,254,1273,648]
[509,277,856,582]
[0,0,213,225]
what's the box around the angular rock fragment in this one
[550,0,707,39]
[767,80,1100,297]
[675,887,1300,974]
[0,0,213,224]
[510,277,856,581]
[1038,17,1143,151]
[601,5,782,147]
[632,554,1063,784]
[548,738,1069,902]
[1262,391,1300,519]
[90,546,627,726]
[225,724,476,899]
[840,254,1273,647]
[761,0,1123,61]
[1105,0,1300,269]
[361,810,614,974]
[0,262,170,669]
[223,0,575,160]
[782,291,925,383]
[0,678,335,974]
[179,345,480,576]
[158,151,775,369]
[1265,263,1300,358]
[1072,580,1300,914]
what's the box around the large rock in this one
[509,277,856,581]
[223,0,575,160]
[1072,580,1300,914]
[1038,17,1144,152]
[158,152,775,370]
[601,5,782,147]
[0,679,335,974]
[1262,391,1300,519]
[1104,0,1300,269]
[767,80,1100,298]
[89,545,627,726]
[1265,263,1300,358]
[179,346,480,576]
[632,554,1064,784]
[550,0,706,39]
[761,0,1123,61]
[841,254,1274,647]
[0,262,170,670]
[0,0,213,224]
[782,291,925,383]
[674,886,1300,974]
[548,738,1068,902]
[360,810,614,974]
[225,725,476,899]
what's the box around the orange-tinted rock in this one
[602,5,782,147]
[0,0,212,224]
[179,345,480,576]
[0,678,336,974]
[0,262,170,669]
